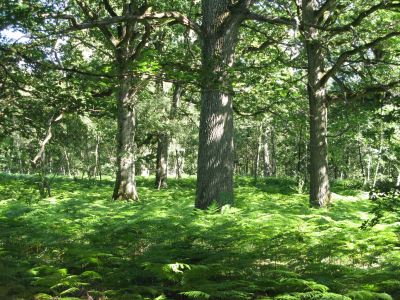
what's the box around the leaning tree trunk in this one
[302,0,331,207]
[113,58,138,201]
[196,0,243,209]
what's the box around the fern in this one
[180,290,211,299]
[1,176,400,300]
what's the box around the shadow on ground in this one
[0,174,399,300]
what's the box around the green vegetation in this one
[1,1,400,299]
[1,174,399,300]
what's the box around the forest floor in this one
[0,174,399,300]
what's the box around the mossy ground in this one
[0,174,399,300]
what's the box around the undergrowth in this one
[0,174,399,300]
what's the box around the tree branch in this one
[316,0,337,20]
[329,1,400,33]
[32,112,64,165]
[61,10,201,36]
[74,0,117,47]
[244,12,296,26]
[319,31,400,86]
[102,0,117,17]
[328,80,400,103]
[129,21,151,61]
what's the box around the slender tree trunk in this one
[63,147,71,177]
[155,83,183,188]
[366,151,372,184]
[253,130,262,184]
[49,154,53,174]
[302,0,331,207]
[373,106,384,188]
[396,167,400,187]
[94,135,100,180]
[373,159,381,188]
[154,38,169,189]
[113,58,139,201]
[358,144,365,180]
[297,126,303,175]
[296,125,305,191]
[98,137,102,181]
[170,85,183,179]
[175,149,182,179]
[263,127,272,177]
[334,164,339,180]
[155,133,169,189]
[196,0,246,209]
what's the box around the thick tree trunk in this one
[113,59,138,201]
[302,0,331,207]
[196,0,245,209]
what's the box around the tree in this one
[196,0,293,208]
[47,0,201,200]
[297,0,400,207]
[195,0,248,208]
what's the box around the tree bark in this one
[155,133,169,189]
[396,167,400,187]
[358,143,365,180]
[113,58,139,201]
[175,149,183,179]
[63,147,71,177]
[94,135,101,180]
[172,85,183,179]
[155,83,182,188]
[253,129,262,183]
[263,127,272,177]
[196,0,247,209]
[270,128,277,176]
[302,0,331,207]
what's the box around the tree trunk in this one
[113,59,138,201]
[302,0,331,207]
[94,135,101,180]
[155,133,169,189]
[270,128,277,176]
[358,144,365,180]
[63,147,71,177]
[155,83,182,188]
[396,167,400,187]
[171,85,183,179]
[253,131,262,184]
[263,127,272,177]
[196,0,245,209]
[175,149,183,179]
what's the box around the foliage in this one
[1,175,399,299]
[362,185,400,228]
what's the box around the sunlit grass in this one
[0,174,399,300]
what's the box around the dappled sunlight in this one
[0,174,399,299]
